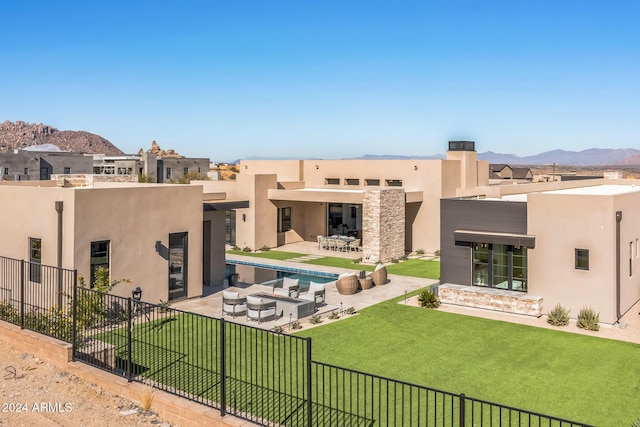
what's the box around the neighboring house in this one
[0,179,242,303]
[0,147,93,181]
[440,179,640,324]
[196,141,489,262]
[92,152,210,183]
[489,164,533,182]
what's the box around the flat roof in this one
[543,184,640,196]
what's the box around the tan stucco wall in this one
[240,160,303,181]
[72,185,203,303]
[234,174,278,251]
[528,190,640,324]
[0,186,77,268]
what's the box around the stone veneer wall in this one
[53,174,139,187]
[439,283,543,317]
[362,188,405,262]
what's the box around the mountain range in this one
[2,121,637,165]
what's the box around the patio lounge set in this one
[222,277,327,324]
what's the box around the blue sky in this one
[1,1,639,161]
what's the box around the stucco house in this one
[440,179,640,324]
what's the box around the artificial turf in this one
[296,292,640,427]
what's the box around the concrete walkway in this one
[171,252,435,331]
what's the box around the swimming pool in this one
[226,260,337,290]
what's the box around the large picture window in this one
[472,243,527,291]
[278,207,292,232]
[90,240,110,288]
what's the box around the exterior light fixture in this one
[242,214,246,222]
[155,241,162,253]
[315,165,319,170]
[414,165,418,170]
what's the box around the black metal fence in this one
[0,256,592,427]
[0,256,76,341]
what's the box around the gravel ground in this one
[0,341,172,427]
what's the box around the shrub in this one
[577,306,600,331]
[391,258,399,264]
[0,301,19,323]
[290,320,302,330]
[328,310,340,320]
[416,248,425,255]
[547,303,570,326]
[259,245,271,251]
[137,173,155,183]
[232,245,240,251]
[242,246,252,252]
[309,314,322,324]
[400,254,409,261]
[272,325,284,333]
[417,289,440,309]
[344,307,356,315]
[353,257,362,264]
[434,250,441,257]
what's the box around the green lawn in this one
[302,256,374,271]
[386,259,440,279]
[296,291,640,427]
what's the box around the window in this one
[90,241,110,287]
[184,167,189,176]
[472,243,527,291]
[3,167,7,175]
[225,210,236,246]
[24,168,29,175]
[198,167,201,173]
[166,168,172,179]
[278,207,292,232]
[575,249,589,270]
[40,167,50,180]
[64,167,71,174]
[29,238,42,283]
[325,178,339,185]
[365,179,380,186]
[386,179,403,187]
[345,178,359,186]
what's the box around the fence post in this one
[71,271,78,362]
[127,297,132,382]
[459,393,466,426]
[19,260,25,329]
[220,318,227,416]
[307,337,313,427]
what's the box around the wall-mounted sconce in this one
[132,286,142,301]
[315,165,319,170]
[414,165,418,170]
[155,241,162,253]
[244,165,248,169]
[242,214,246,222]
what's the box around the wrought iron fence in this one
[0,256,76,341]
[0,255,593,427]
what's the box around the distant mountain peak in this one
[0,120,124,155]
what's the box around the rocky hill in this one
[0,120,124,155]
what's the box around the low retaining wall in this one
[0,321,254,427]
[439,283,543,317]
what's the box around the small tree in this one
[75,267,130,331]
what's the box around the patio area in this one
[171,251,435,331]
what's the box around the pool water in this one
[225,261,336,290]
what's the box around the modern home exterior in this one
[440,179,640,324]
[199,141,489,262]
[0,148,94,181]
[0,179,239,303]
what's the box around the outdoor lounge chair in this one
[246,295,277,324]
[299,281,326,307]
[335,272,358,295]
[274,276,300,298]
[222,290,247,318]
[367,263,388,286]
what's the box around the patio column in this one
[362,188,405,263]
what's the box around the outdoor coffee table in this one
[250,292,315,320]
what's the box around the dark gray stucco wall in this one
[0,151,92,181]
[440,198,528,286]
